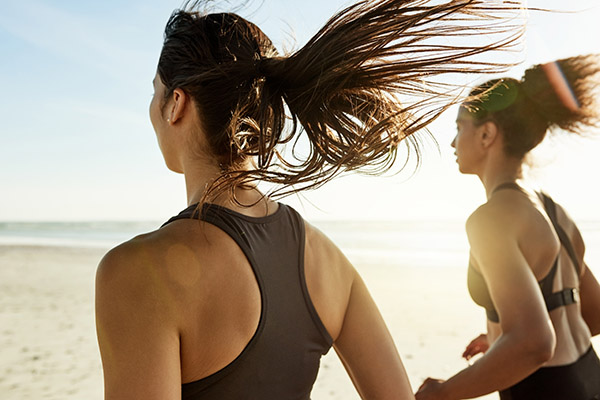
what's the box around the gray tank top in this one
[162,202,333,399]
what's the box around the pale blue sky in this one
[1,0,599,222]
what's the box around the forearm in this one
[440,333,549,399]
[334,274,415,400]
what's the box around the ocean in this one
[2,219,600,271]
[0,221,161,249]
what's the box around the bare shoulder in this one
[96,223,210,318]
[98,219,216,282]
[97,230,166,289]
[303,221,356,340]
[466,200,516,243]
[304,222,339,257]
[304,221,355,278]
[96,229,186,399]
[464,196,531,278]
[467,188,540,239]
[466,202,494,233]
[96,231,169,320]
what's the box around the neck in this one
[182,156,221,206]
[181,155,267,210]
[478,153,524,200]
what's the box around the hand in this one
[415,378,447,400]
[462,333,489,361]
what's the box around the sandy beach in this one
[1,244,598,399]
[0,245,105,400]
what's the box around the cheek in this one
[149,95,169,154]
[149,95,160,129]
[456,130,474,152]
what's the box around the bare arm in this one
[95,242,182,400]
[304,224,414,400]
[561,208,600,336]
[553,204,600,336]
[334,270,415,400]
[417,206,555,400]
[580,263,600,336]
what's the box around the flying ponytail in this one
[522,54,600,135]
[464,54,600,159]
[158,0,526,201]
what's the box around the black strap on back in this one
[538,192,581,312]
[544,287,580,312]
[477,186,581,322]
[539,193,581,276]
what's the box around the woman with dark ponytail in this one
[416,54,600,400]
[95,1,525,398]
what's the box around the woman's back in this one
[471,186,591,365]
[129,202,337,398]
[98,199,400,399]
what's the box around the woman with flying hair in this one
[417,55,600,400]
[95,0,524,399]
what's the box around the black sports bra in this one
[467,183,581,323]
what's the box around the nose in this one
[451,135,456,148]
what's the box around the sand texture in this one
[1,244,598,399]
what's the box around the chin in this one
[459,168,477,175]
[457,163,474,175]
[164,159,184,174]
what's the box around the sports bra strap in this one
[483,279,579,323]
[539,193,582,277]
[471,190,582,323]
[538,259,559,297]
[545,287,580,312]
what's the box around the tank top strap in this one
[160,203,200,227]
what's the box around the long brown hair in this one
[157,0,526,202]
[463,54,600,159]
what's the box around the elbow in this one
[523,325,556,366]
[533,338,555,365]
[506,320,556,368]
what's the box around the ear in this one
[479,121,499,149]
[166,88,189,125]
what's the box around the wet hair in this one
[462,54,600,159]
[157,0,525,201]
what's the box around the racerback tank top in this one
[162,202,333,400]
